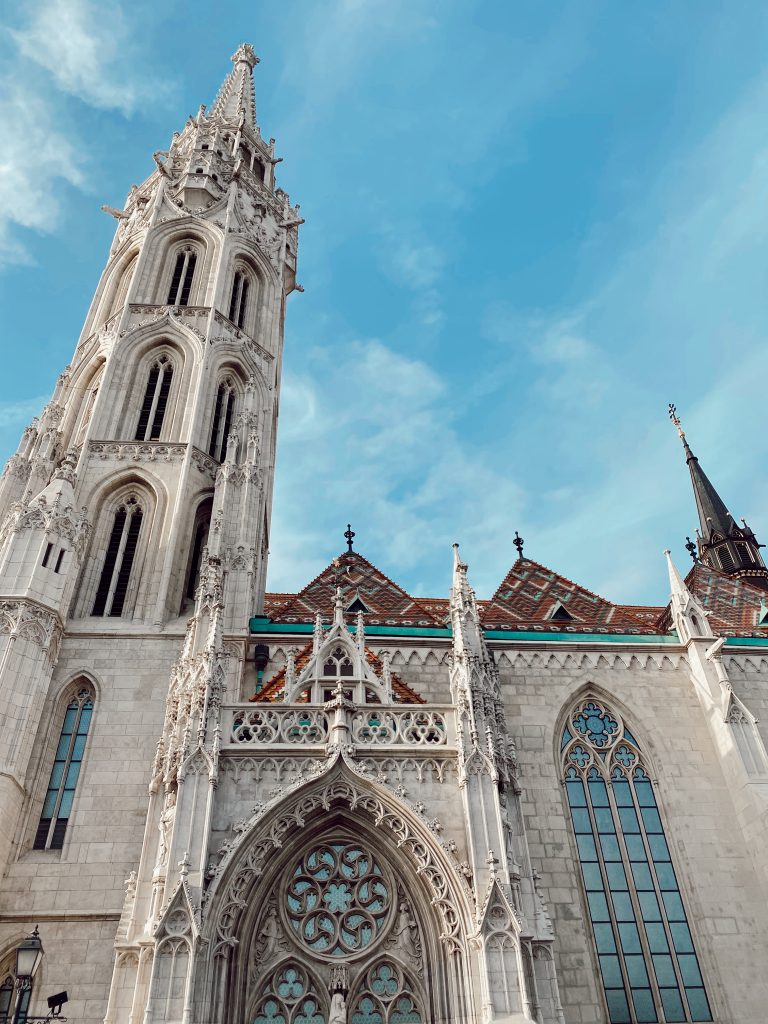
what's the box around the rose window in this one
[286,842,390,957]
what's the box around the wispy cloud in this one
[269,338,526,597]
[0,0,168,267]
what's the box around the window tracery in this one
[250,834,424,1024]
[323,648,354,678]
[228,268,250,328]
[167,245,197,306]
[33,686,94,850]
[561,695,712,1023]
[286,842,390,957]
[208,377,237,462]
[135,354,174,442]
[92,495,143,616]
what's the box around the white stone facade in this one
[1,43,768,1024]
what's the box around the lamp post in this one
[10,928,67,1024]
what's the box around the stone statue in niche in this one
[156,789,177,872]
[329,991,347,1024]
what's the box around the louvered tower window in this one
[208,377,236,462]
[167,246,197,305]
[228,270,249,328]
[135,355,173,441]
[92,497,143,616]
[33,688,93,850]
[562,696,712,1023]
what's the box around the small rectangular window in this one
[54,549,65,573]
[42,542,53,568]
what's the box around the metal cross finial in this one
[513,531,524,558]
[344,524,355,553]
[668,402,686,440]
[685,536,697,563]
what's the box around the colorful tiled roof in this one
[480,559,663,633]
[656,563,768,635]
[265,551,444,627]
[261,551,768,640]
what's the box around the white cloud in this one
[0,0,168,267]
[9,0,163,115]
[268,338,526,597]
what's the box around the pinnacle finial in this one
[513,531,524,559]
[344,524,355,553]
[231,43,259,69]
[685,536,698,563]
[668,402,686,441]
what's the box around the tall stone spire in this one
[211,43,259,127]
[669,404,768,587]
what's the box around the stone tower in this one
[0,43,301,1019]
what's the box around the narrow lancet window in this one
[135,355,173,441]
[561,696,712,1023]
[33,687,93,850]
[228,270,249,328]
[208,378,236,462]
[167,246,197,305]
[92,497,143,616]
[186,516,210,600]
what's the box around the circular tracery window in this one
[285,842,390,957]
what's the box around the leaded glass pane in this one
[34,690,93,850]
[669,923,693,954]
[606,862,628,890]
[610,891,634,922]
[652,954,677,987]
[684,988,712,1021]
[594,923,617,953]
[600,955,623,988]
[659,987,686,1022]
[619,923,642,954]
[605,989,631,1023]
[630,988,657,1023]
[645,923,670,954]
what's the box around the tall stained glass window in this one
[561,697,712,1024]
[33,688,94,850]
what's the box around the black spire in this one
[669,404,768,589]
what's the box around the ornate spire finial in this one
[685,536,697,563]
[231,43,259,69]
[344,524,355,553]
[513,531,524,559]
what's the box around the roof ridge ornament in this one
[344,523,355,553]
[231,43,259,69]
[513,531,524,559]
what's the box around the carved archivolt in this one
[206,763,472,957]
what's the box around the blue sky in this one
[2,0,768,605]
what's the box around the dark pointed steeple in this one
[669,404,768,589]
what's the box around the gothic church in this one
[1,45,767,1024]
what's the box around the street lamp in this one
[9,929,67,1024]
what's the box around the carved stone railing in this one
[221,704,455,752]
[350,708,451,746]
[226,706,330,746]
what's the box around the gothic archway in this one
[196,762,475,1024]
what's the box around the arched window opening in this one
[109,253,137,318]
[561,696,712,1023]
[323,646,354,677]
[33,687,94,850]
[74,367,104,446]
[185,514,210,601]
[167,245,197,306]
[92,496,143,616]
[0,966,31,1024]
[135,355,174,441]
[717,546,735,573]
[351,961,423,1024]
[252,963,324,1024]
[228,270,250,329]
[208,378,237,462]
[253,160,265,183]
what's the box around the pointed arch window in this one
[228,269,250,328]
[92,496,143,616]
[33,687,94,850]
[185,513,211,601]
[135,354,173,441]
[208,377,237,461]
[561,697,712,1023]
[167,245,197,306]
[74,366,104,446]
